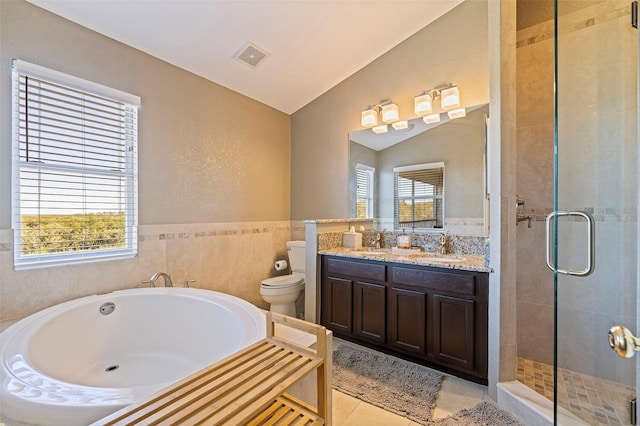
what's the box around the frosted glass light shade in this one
[381,103,399,123]
[361,108,378,127]
[414,93,433,116]
[447,107,466,119]
[440,86,461,110]
[372,124,388,134]
[392,120,409,130]
[423,113,441,124]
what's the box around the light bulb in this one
[447,108,466,119]
[392,120,409,130]
[381,103,399,123]
[440,86,461,110]
[361,108,378,127]
[372,124,388,134]
[423,114,441,124]
[414,93,433,116]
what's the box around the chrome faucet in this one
[439,232,450,255]
[149,272,173,287]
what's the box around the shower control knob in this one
[608,325,640,358]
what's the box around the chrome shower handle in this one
[545,210,595,276]
[608,326,640,358]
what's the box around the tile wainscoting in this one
[0,221,292,322]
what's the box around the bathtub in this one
[0,287,266,426]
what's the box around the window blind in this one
[394,163,444,230]
[356,164,374,219]
[12,60,139,269]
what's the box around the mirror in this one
[348,104,488,236]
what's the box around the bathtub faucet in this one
[149,272,173,287]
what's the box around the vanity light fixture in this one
[372,124,388,134]
[423,113,441,124]
[392,120,409,130]
[361,99,396,129]
[447,107,466,119]
[414,83,462,116]
[381,103,399,123]
[414,92,433,116]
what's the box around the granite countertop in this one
[319,247,491,273]
[304,218,373,224]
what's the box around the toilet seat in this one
[261,274,304,289]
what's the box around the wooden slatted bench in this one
[95,312,330,426]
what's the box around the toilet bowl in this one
[260,241,305,317]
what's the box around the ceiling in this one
[27,0,464,115]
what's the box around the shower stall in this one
[515,1,638,424]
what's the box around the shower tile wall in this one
[0,221,292,322]
[516,1,638,387]
[516,9,555,367]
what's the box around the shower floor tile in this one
[517,357,635,426]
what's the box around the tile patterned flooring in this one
[332,340,491,425]
[517,357,636,425]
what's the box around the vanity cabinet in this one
[354,281,386,343]
[388,286,426,354]
[321,255,489,384]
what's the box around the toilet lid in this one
[261,275,304,288]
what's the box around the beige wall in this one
[0,0,291,321]
[0,0,291,227]
[290,0,490,220]
[515,9,555,367]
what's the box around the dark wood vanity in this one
[320,255,489,384]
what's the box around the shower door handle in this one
[545,210,595,276]
[608,326,640,358]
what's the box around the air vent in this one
[233,42,270,69]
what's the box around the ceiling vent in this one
[233,42,270,69]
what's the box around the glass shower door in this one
[553,1,638,424]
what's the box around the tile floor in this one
[332,339,492,425]
[517,357,636,426]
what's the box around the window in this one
[356,164,375,218]
[394,162,444,231]
[12,60,140,269]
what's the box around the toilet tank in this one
[286,240,306,273]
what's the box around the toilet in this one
[260,240,305,317]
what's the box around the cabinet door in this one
[354,281,386,343]
[322,277,353,334]
[388,287,426,354]
[433,294,475,369]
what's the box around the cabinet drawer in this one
[392,267,475,296]
[326,258,386,282]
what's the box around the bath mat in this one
[332,342,444,424]
[431,401,524,425]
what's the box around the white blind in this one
[12,61,139,269]
[356,164,374,219]
[394,163,444,230]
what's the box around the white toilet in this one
[260,240,305,317]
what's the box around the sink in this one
[391,247,421,255]
[351,248,389,255]
[423,256,465,263]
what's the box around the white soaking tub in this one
[0,287,266,425]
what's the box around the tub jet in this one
[99,302,115,315]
